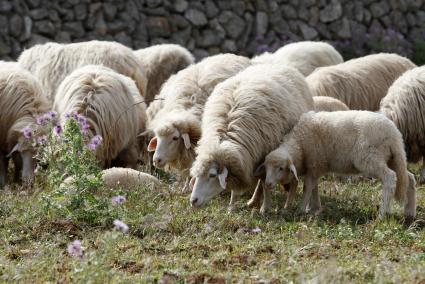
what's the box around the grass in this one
[1,166,425,283]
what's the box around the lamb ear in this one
[254,163,265,177]
[7,143,20,158]
[182,133,191,149]
[289,164,299,182]
[218,167,228,189]
[147,137,157,152]
[189,176,196,191]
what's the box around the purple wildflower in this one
[36,135,48,145]
[47,111,57,120]
[81,122,90,133]
[111,195,127,206]
[36,115,46,125]
[64,112,71,120]
[22,126,33,139]
[87,135,102,151]
[67,240,83,258]
[53,124,62,136]
[113,219,129,233]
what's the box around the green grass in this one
[1,166,425,283]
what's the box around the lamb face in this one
[190,164,228,207]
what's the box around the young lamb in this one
[147,54,251,191]
[252,111,416,220]
[18,40,148,101]
[134,44,195,104]
[53,65,146,169]
[313,96,349,112]
[380,66,425,183]
[306,53,416,111]
[0,62,49,187]
[189,64,314,209]
[252,41,343,76]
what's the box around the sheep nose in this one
[153,158,162,167]
[191,198,198,207]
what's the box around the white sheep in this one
[0,62,49,187]
[53,65,146,169]
[313,96,349,112]
[252,41,343,76]
[147,54,251,191]
[189,64,314,209]
[134,44,195,104]
[306,53,416,111]
[252,111,416,220]
[18,40,148,101]
[61,167,161,190]
[380,66,425,184]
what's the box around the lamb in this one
[134,44,195,104]
[252,41,343,76]
[189,64,314,209]
[306,53,416,111]
[252,111,416,220]
[313,96,349,112]
[0,62,49,187]
[380,66,425,184]
[61,167,161,190]
[53,65,146,169]
[147,54,251,191]
[18,40,148,101]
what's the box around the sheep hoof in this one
[247,198,259,208]
[312,207,323,216]
[259,206,269,215]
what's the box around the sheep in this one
[306,53,416,111]
[61,167,161,190]
[380,66,425,184]
[313,96,349,112]
[18,40,148,102]
[147,54,251,191]
[252,111,416,220]
[252,41,343,76]
[134,44,195,104]
[0,62,49,187]
[189,64,314,209]
[53,65,146,169]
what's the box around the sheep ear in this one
[7,143,20,158]
[289,164,299,182]
[218,167,228,189]
[147,137,157,152]
[182,133,191,149]
[137,130,150,138]
[254,163,265,177]
[189,176,196,191]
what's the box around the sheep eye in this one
[172,136,179,141]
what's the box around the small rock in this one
[146,0,163,8]
[170,26,191,45]
[9,15,23,38]
[49,10,60,22]
[416,11,425,28]
[223,13,245,39]
[33,20,55,36]
[107,21,127,34]
[196,29,221,47]
[29,8,49,20]
[298,22,318,40]
[184,9,207,26]
[406,13,416,27]
[54,31,71,43]
[115,32,133,47]
[0,1,12,12]
[256,11,268,36]
[282,5,297,19]
[353,1,364,22]
[103,3,117,20]
[146,16,171,37]
[363,10,372,24]
[0,16,8,35]
[95,14,107,36]
[0,37,11,56]
[298,5,310,21]
[222,39,237,52]
[89,2,102,15]
[27,33,50,47]
[174,0,188,13]
[209,18,226,39]
[134,21,148,41]
[74,4,87,21]
[370,1,390,18]
[169,14,189,29]
[193,49,209,60]
[22,16,32,41]
[337,17,351,39]
[27,0,40,9]
[319,0,342,22]
[309,6,320,25]
[125,0,140,21]
[205,1,219,18]
[62,21,85,38]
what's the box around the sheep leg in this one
[260,183,272,215]
[283,180,297,209]
[228,190,240,213]
[12,153,22,183]
[299,174,317,214]
[404,172,416,223]
[309,184,322,215]
[247,179,263,208]
[377,167,397,218]
[0,153,7,188]
[419,151,425,184]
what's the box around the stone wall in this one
[0,0,424,61]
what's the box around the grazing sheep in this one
[252,41,343,76]
[306,53,416,111]
[189,64,314,209]
[253,111,416,220]
[61,167,161,190]
[18,40,148,101]
[313,96,349,112]
[134,44,195,104]
[380,66,425,184]
[0,62,49,187]
[53,65,146,169]
[147,54,251,191]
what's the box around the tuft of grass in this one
[1,165,425,283]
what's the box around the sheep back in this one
[313,96,349,112]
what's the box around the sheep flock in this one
[2,40,423,223]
